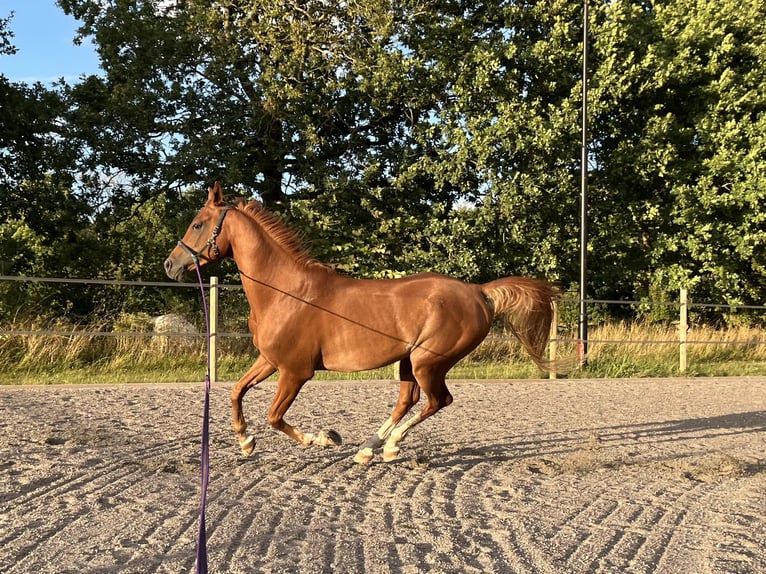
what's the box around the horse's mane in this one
[236,200,330,270]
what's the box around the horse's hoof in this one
[382,446,400,462]
[353,448,374,464]
[316,429,342,447]
[239,435,255,457]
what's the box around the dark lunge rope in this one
[190,260,211,574]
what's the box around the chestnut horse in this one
[165,183,559,464]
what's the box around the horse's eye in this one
[192,222,203,230]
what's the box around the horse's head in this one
[164,182,234,281]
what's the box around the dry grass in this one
[567,321,766,377]
[1,318,765,384]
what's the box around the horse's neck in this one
[229,213,316,312]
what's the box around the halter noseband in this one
[178,205,231,264]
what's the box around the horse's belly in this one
[320,335,409,372]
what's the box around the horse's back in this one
[300,271,491,371]
[364,272,494,352]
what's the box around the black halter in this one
[177,206,231,264]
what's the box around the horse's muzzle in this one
[164,256,191,282]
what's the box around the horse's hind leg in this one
[381,364,453,462]
[231,355,276,456]
[353,358,421,464]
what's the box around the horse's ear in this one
[207,181,224,205]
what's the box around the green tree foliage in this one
[395,0,585,283]
[589,0,766,307]
[58,0,451,274]
[1,0,765,324]
[0,15,97,318]
[0,16,75,195]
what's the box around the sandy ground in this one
[0,377,764,574]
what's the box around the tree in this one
[588,0,766,307]
[59,1,428,199]
[0,13,76,197]
[32,0,766,317]
[57,0,460,273]
[0,13,101,318]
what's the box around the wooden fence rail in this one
[2,276,765,381]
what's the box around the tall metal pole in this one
[578,0,589,365]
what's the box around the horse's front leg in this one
[231,355,277,456]
[268,372,342,448]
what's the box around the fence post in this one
[679,288,688,374]
[209,276,219,384]
[549,299,558,380]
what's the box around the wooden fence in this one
[2,276,765,381]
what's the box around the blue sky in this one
[1,1,101,84]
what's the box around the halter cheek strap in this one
[178,206,231,264]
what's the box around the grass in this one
[569,322,766,378]
[2,319,766,385]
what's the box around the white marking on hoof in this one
[315,429,342,447]
[300,433,316,446]
[353,448,374,464]
[239,435,255,457]
[382,446,400,462]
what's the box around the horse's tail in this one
[481,277,561,372]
